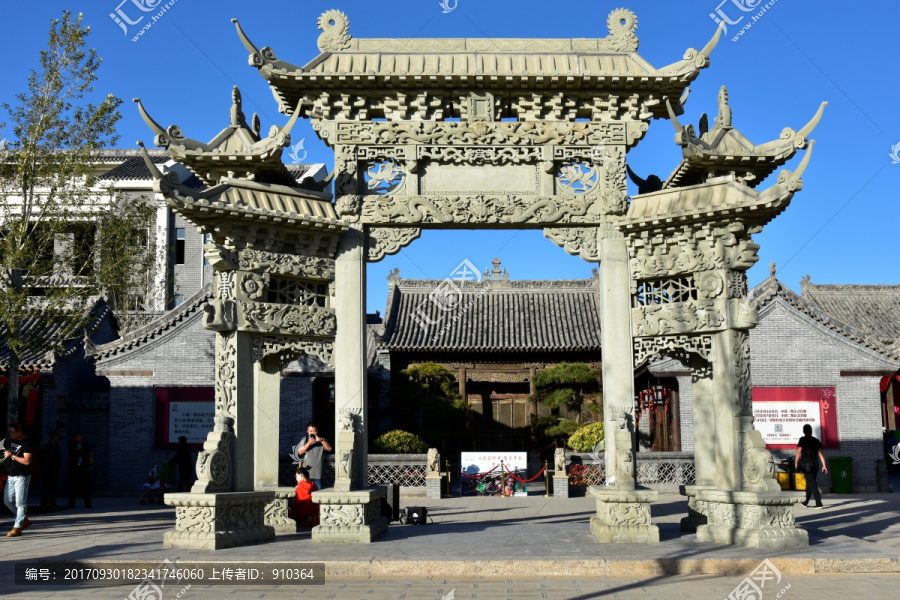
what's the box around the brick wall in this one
[750,298,897,491]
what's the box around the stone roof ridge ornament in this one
[317,10,352,53]
[760,139,816,202]
[135,93,305,187]
[780,100,829,149]
[626,164,663,195]
[597,8,639,53]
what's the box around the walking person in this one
[39,432,61,510]
[168,436,193,492]
[67,431,93,508]
[795,423,828,509]
[3,422,34,537]
[295,421,332,490]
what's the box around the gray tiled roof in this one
[800,280,900,351]
[96,155,168,181]
[380,274,601,352]
[750,275,900,361]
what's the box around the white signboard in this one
[753,401,821,447]
[169,401,215,444]
[460,451,529,496]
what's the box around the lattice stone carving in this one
[266,277,328,307]
[250,335,334,367]
[367,227,422,262]
[633,334,714,366]
[633,277,697,306]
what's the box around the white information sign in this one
[169,401,214,444]
[753,401,821,447]
[460,451,529,496]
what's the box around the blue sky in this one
[2,0,898,313]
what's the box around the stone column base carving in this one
[553,476,570,498]
[588,485,660,543]
[695,489,808,548]
[311,488,388,543]
[679,484,715,532]
[265,488,298,535]
[163,492,276,550]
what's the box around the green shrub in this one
[372,430,428,454]
[567,422,605,452]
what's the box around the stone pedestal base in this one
[426,475,444,499]
[163,492,275,550]
[264,488,298,535]
[695,489,808,548]
[553,476,569,498]
[588,486,660,543]
[680,484,715,532]
[311,488,388,543]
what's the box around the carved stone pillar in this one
[681,355,717,532]
[712,328,742,491]
[334,227,368,489]
[598,222,635,484]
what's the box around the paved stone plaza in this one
[2,489,899,598]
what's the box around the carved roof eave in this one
[234,18,721,118]
[134,96,302,187]
[663,98,827,189]
[621,142,814,233]
[138,141,346,233]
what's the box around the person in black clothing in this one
[3,421,34,536]
[795,423,828,509]
[168,436,193,492]
[67,431,93,508]
[40,432,61,509]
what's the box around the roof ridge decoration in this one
[317,9,352,52]
[134,88,303,188]
[750,276,899,362]
[628,89,828,191]
[232,11,723,121]
[88,283,214,361]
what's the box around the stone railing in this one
[279,453,429,494]
[564,452,696,492]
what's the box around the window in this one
[173,294,184,307]
[175,228,185,265]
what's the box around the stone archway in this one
[140,7,823,548]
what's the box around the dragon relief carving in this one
[543,227,600,262]
[598,8,639,53]
[239,249,335,280]
[367,227,422,262]
[418,145,542,165]
[599,146,628,215]
[331,120,628,147]
[632,301,725,337]
[361,194,593,225]
[238,301,336,337]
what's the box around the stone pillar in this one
[689,356,717,487]
[232,332,258,492]
[597,222,635,483]
[254,354,281,489]
[334,227,368,489]
[712,329,741,491]
[311,227,388,543]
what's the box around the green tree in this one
[390,361,465,446]
[0,12,157,424]
[530,362,602,446]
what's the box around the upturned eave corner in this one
[656,20,723,79]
